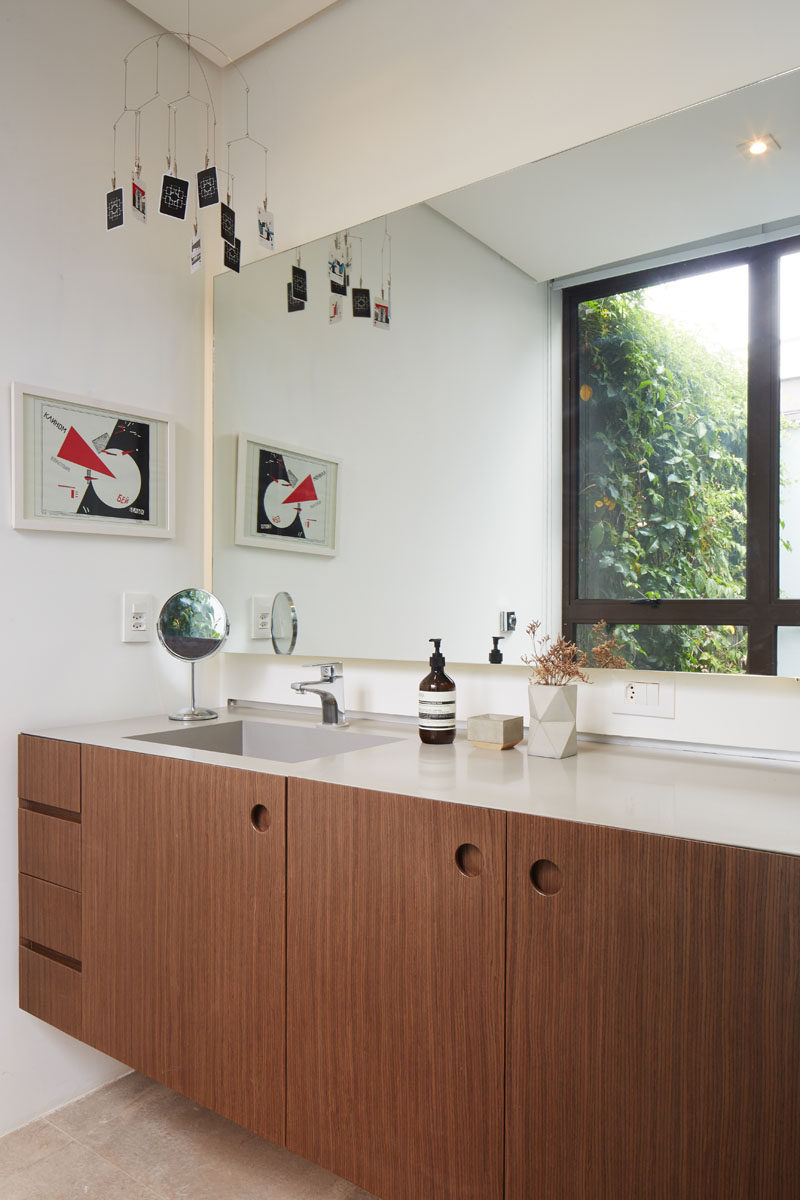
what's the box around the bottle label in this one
[418,691,456,730]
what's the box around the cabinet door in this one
[506,815,800,1200]
[287,780,506,1200]
[82,747,285,1144]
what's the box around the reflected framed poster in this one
[235,434,338,555]
[11,383,174,537]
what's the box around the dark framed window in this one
[562,235,800,675]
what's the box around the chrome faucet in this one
[290,662,348,726]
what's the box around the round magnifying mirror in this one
[271,590,298,655]
[157,588,229,721]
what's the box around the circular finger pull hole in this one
[251,805,271,832]
[455,843,483,878]
[530,859,562,895]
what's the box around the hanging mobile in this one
[107,14,275,247]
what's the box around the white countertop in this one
[27,707,800,857]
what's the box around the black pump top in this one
[489,636,504,664]
[429,638,446,670]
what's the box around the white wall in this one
[0,0,215,1135]
[213,203,549,663]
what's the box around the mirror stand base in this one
[169,706,219,722]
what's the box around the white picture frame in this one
[11,382,174,538]
[234,433,339,555]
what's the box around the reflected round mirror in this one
[271,591,298,655]
[157,588,229,721]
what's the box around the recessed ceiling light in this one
[737,133,781,159]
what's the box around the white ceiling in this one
[428,69,800,282]
[124,0,341,65]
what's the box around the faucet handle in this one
[308,661,343,681]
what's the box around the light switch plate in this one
[250,594,273,639]
[611,677,675,719]
[122,592,153,642]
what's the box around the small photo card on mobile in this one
[224,237,241,273]
[287,282,305,313]
[291,265,308,303]
[190,232,202,274]
[352,287,371,318]
[159,174,189,220]
[131,174,147,222]
[197,166,219,208]
[329,244,347,295]
[221,202,236,245]
[257,206,275,249]
[106,187,124,231]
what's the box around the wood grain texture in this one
[81,747,285,1145]
[19,945,81,1038]
[286,780,506,1200]
[18,735,81,813]
[18,808,81,890]
[506,815,800,1200]
[19,874,81,961]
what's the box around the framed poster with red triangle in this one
[234,434,339,555]
[11,383,174,537]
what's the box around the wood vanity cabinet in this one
[80,746,286,1144]
[19,734,800,1200]
[506,814,800,1200]
[285,779,507,1200]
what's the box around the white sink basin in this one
[128,719,402,764]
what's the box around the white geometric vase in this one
[527,683,578,759]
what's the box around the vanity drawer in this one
[18,809,81,891]
[18,735,81,814]
[19,874,81,961]
[19,946,81,1039]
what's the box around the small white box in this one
[467,713,524,750]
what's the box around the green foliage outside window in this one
[160,589,223,640]
[578,291,748,672]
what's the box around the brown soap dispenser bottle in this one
[419,638,456,744]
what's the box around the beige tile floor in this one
[0,1073,376,1199]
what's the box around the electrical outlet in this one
[121,592,152,642]
[612,677,675,718]
[250,594,273,639]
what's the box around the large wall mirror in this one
[213,68,800,671]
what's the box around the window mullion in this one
[746,248,781,673]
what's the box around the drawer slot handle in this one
[530,859,562,895]
[251,804,271,832]
[455,843,483,877]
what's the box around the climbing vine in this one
[576,290,748,672]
